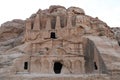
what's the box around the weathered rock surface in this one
[0,19,25,53]
[111,27,120,45]
[0,5,120,80]
[68,7,85,15]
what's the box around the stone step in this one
[9,74,110,80]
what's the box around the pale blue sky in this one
[0,0,120,27]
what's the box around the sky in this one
[0,0,120,27]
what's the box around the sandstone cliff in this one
[0,5,120,80]
[0,19,25,53]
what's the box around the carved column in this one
[55,16,61,30]
[26,18,32,30]
[33,14,40,30]
[46,17,51,30]
[32,44,36,54]
[66,13,73,37]
[24,18,32,41]
[66,13,72,28]
[45,17,52,38]
[81,58,85,73]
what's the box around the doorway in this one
[94,62,98,70]
[24,62,28,70]
[53,62,63,74]
[50,32,56,39]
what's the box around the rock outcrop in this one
[111,27,120,45]
[0,19,25,53]
[0,5,120,80]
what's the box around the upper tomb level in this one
[23,5,114,42]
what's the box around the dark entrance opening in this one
[31,23,34,30]
[24,62,28,70]
[50,32,56,39]
[54,62,63,74]
[118,41,120,46]
[94,62,98,70]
